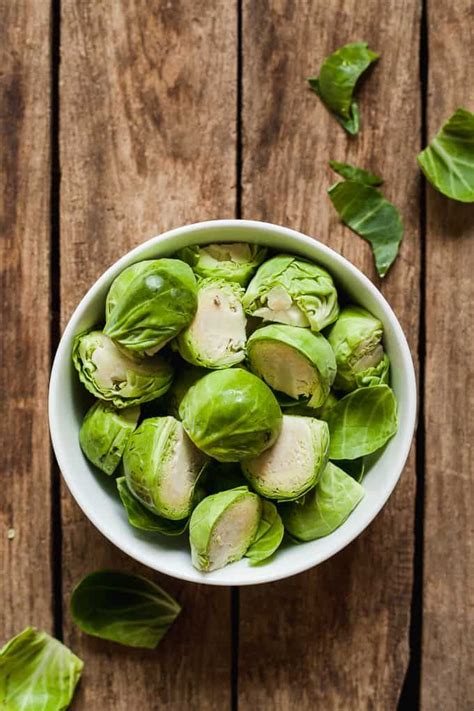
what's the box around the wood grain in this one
[60,1,236,708]
[0,2,53,640]
[422,2,474,709]
[239,1,420,708]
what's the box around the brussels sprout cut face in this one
[72,331,174,408]
[189,487,262,571]
[280,462,364,540]
[179,369,283,462]
[178,243,267,286]
[80,401,139,475]
[242,415,329,500]
[247,324,336,408]
[327,305,390,391]
[243,254,339,331]
[175,279,247,368]
[104,259,198,355]
[123,417,208,520]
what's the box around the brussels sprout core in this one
[175,279,247,368]
[124,417,208,520]
[242,415,329,500]
[189,487,262,571]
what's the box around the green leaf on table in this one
[328,180,403,277]
[417,107,474,202]
[71,570,181,649]
[329,160,383,186]
[308,42,379,135]
[326,385,398,460]
[117,477,188,535]
[246,500,284,564]
[0,627,83,711]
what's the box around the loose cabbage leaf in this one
[116,477,188,535]
[326,385,398,460]
[246,500,284,564]
[417,107,474,202]
[329,160,383,186]
[71,570,181,649]
[328,181,403,277]
[308,42,379,135]
[0,627,83,711]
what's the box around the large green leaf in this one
[308,42,379,135]
[329,160,383,186]
[0,627,83,711]
[417,107,474,202]
[116,477,188,535]
[326,385,398,460]
[245,500,284,564]
[328,181,403,277]
[71,571,181,649]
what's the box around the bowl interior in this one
[49,220,416,585]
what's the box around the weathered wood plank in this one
[422,2,474,709]
[239,1,420,708]
[0,2,53,639]
[60,1,236,708]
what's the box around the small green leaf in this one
[326,385,398,460]
[246,500,284,564]
[71,570,181,649]
[308,42,379,135]
[117,477,188,535]
[417,107,474,202]
[0,627,83,710]
[328,181,403,277]
[329,160,383,186]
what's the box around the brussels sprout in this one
[242,415,329,500]
[164,365,209,418]
[73,330,174,408]
[243,254,339,331]
[123,416,208,520]
[247,324,336,408]
[79,401,139,475]
[116,477,189,535]
[279,462,364,541]
[327,305,390,391]
[104,259,197,354]
[245,500,284,564]
[177,242,267,286]
[189,486,262,571]
[179,369,282,462]
[174,279,247,368]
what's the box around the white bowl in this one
[49,219,416,586]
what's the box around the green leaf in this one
[417,107,474,202]
[71,570,181,649]
[326,385,398,460]
[116,477,188,535]
[308,42,379,135]
[246,500,284,564]
[329,160,383,186]
[335,457,366,482]
[328,181,403,277]
[0,627,83,711]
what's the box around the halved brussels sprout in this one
[243,254,339,331]
[327,305,390,391]
[79,401,139,475]
[104,259,197,355]
[189,486,262,571]
[179,369,282,462]
[164,365,209,418]
[174,279,247,368]
[116,477,188,535]
[247,324,336,408]
[242,415,329,500]
[123,416,208,520]
[73,331,174,408]
[177,243,267,286]
[279,462,364,540]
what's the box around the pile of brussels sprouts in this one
[73,242,398,572]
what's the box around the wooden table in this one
[1,1,472,709]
